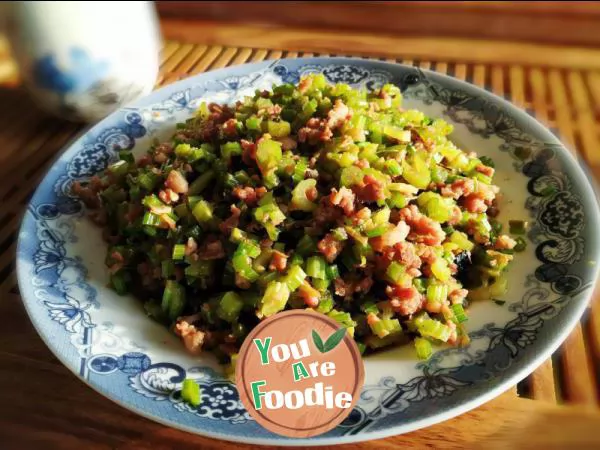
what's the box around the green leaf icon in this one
[312,327,347,353]
[312,329,325,352]
[323,327,347,353]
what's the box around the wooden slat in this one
[188,46,224,75]
[529,69,551,122]
[491,65,505,95]
[585,71,600,113]
[250,49,269,62]
[159,41,181,65]
[0,271,16,297]
[509,66,526,107]
[267,50,284,60]
[159,43,194,77]
[0,125,82,222]
[0,121,73,199]
[473,64,488,88]
[454,63,467,80]
[229,48,254,66]
[548,69,577,151]
[419,61,432,71]
[435,62,448,74]
[155,44,209,86]
[473,64,486,87]
[529,360,558,403]
[560,323,597,406]
[285,51,299,59]
[0,112,57,166]
[567,71,600,165]
[208,47,238,70]
[588,293,600,404]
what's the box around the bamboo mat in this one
[1,37,599,414]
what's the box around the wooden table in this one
[2,19,600,449]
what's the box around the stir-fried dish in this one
[74,74,523,372]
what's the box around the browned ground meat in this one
[318,233,345,263]
[165,170,189,194]
[400,205,446,246]
[494,234,517,250]
[352,174,386,203]
[219,205,242,235]
[388,286,423,315]
[327,99,351,129]
[232,186,266,206]
[175,320,205,354]
[269,251,288,272]
[297,118,333,144]
[441,178,474,200]
[241,139,257,166]
[197,238,226,260]
[329,187,356,216]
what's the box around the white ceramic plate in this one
[17,58,600,445]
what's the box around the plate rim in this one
[16,56,600,446]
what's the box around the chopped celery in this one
[370,317,402,338]
[431,258,451,282]
[217,291,244,323]
[268,120,291,138]
[283,265,307,291]
[426,283,448,303]
[514,237,527,252]
[188,170,215,195]
[418,318,452,342]
[402,156,431,189]
[326,264,340,280]
[291,179,318,212]
[181,379,201,407]
[340,166,364,187]
[296,235,316,256]
[256,139,282,175]
[383,125,411,143]
[192,199,213,223]
[292,157,308,184]
[450,231,475,251]
[172,244,186,260]
[306,256,327,280]
[161,280,185,321]
[451,303,468,323]
[221,142,242,161]
[259,281,290,318]
[415,337,433,360]
[327,310,356,337]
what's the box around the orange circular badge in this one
[235,310,365,438]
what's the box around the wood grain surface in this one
[155,1,600,48]
[1,18,600,449]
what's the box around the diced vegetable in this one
[217,291,244,323]
[162,280,186,321]
[76,73,516,366]
[259,281,290,318]
[415,337,433,360]
[181,379,201,407]
[291,179,318,212]
[306,256,327,280]
[418,318,452,342]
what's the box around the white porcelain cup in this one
[4,1,161,123]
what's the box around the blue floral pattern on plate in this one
[16,58,600,445]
